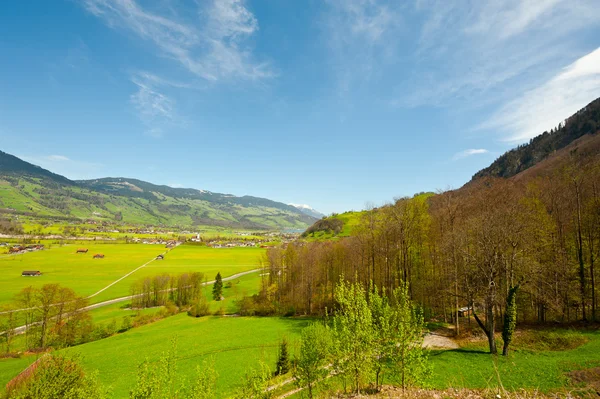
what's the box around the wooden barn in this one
[22,271,42,277]
[93,253,105,259]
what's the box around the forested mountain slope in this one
[473,97,600,180]
[0,151,316,229]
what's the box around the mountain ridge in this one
[472,97,600,181]
[0,151,317,230]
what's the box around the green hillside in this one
[0,152,316,230]
[301,210,365,240]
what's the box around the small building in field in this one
[156,254,164,260]
[458,306,472,317]
[9,246,25,254]
[76,248,88,253]
[22,271,42,277]
[93,253,105,259]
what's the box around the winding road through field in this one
[4,268,261,336]
[1,243,263,335]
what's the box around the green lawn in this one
[0,244,266,306]
[0,315,310,398]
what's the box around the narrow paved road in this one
[4,268,262,336]
[84,268,262,311]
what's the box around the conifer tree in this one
[275,338,290,375]
[212,272,223,301]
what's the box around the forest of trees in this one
[259,155,600,354]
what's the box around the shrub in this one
[188,298,210,318]
[6,354,108,399]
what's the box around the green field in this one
[0,244,160,305]
[0,315,310,398]
[284,329,600,398]
[0,244,265,306]
[91,245,265,303]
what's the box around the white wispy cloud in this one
[480,47,600,142]
[323,0,404,94]
[130,73,177,138]
[452,149,489,161]
[400,0,600,107]
[80,0,273,136]
[80,0,272,82]
[46,155,71,161]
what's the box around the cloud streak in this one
[323,0,404,94]
[480,47,600,142]
[387,0,600,111]
[80,0,274,137]
[130,72,178,138]
[452,149,489,161]
[80,0,272,82]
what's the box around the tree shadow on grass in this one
[429,348,490,357]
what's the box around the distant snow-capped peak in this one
[290,203,325,219]
[290,203,313,210]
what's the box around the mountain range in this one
[0,152,319,230]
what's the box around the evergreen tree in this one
[275,338,291,375]
[212,272,223,301]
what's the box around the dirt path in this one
[423,326,459,349]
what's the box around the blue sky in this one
[1,0,600,214]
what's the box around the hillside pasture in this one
[0,315,310,398]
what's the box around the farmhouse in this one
[22,270,42,277]
[93,253,105,259]
[76,248,89,253]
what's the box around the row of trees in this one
[262,157,600,354]
[130,272,205,309]
[0,284,92,352]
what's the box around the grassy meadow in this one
[0,244,265,306]
[0,244,160,305]
[0,315,310,398]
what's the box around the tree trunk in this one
[472,303,497,355]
